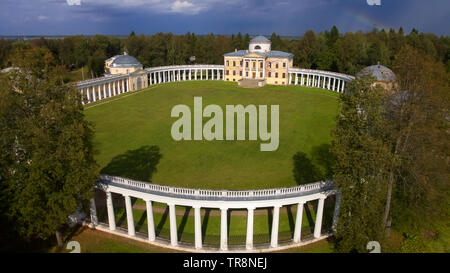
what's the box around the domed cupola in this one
[357,63,397,92]
[357,63,396,82]
[249,35,271,53]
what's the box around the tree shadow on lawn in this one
[292,144,335,185]
[101,145,162,182]
[155,206,169,237]
[178,207,191,240]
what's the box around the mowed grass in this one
[84,81,338,189]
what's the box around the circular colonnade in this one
[78,64,352,252]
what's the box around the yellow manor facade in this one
[223,35,294,85]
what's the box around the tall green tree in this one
[384,46,449,238]
[0,47,99,247]
[332,76,393,252]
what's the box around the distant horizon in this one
[1,0,449,37]
[1,26,446,40]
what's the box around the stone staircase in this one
[238,79,265,88]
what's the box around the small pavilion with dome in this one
[357,63,397,92]
[105,51,143,75]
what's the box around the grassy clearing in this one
[84,81,338,190]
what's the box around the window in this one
[246,61,249,68]
[240,71,242,76]
[233,70,236,76]
[233,61,236,66]
[283,62,286,68]
[246,72,249,77]
[260,72,263,78]
[240,61,243,66]
[275,72,278,78]
[253,61,256,68]
[268,62,272,68]
[282,73,285,78]
[275,63,279,69]
[255,45,261,50]
[226,60,229,66]
[260,62,263,68]
[268,72,272,77]
[226,70,229,75]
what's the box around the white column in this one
[336,79,341,93]
[189,69,192,80]
[200,69,203,80]
[220,208,228,251]
[322,76,325,89]
[183,70,186,81]
[97,85,102,100]
[246,207,254,250]
[80,89,85,105]
[332,78,336,91]
[146,200,156,241]
[86,87,91,102]
[271,205,280,248]
[112,81,116,96]
[121,79,125,93]
[314,197,326,238]
[332,191,342,231]
[327,77,331,90]
[293,202,305,243]
[103,84,106,98]
[126,78,129,91]
[206,69,208,80]
[158,72,161,83]
[194,206,202,249]
[124,195,135,236]
[262,60,265,80]
[341,80,346,92]
[301,74,304,86]
[108,82,111,97]
[90,198,98,226]
[169,203,178,246]
[295,73,298,85]
[92,86,97,102]
[106,191,116,231]
[163,71,166,82]
[195,69,198,80]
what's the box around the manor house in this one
[223,36,294,85]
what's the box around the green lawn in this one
[84,81,338,190]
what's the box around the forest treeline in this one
[0,26,449,80]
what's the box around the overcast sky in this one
[0,0,448,36]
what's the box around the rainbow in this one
[344,8,391,31]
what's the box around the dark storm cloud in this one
[0,0,448,36]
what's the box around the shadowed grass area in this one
[84,81,338,190]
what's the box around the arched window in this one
[254,45,261,50]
